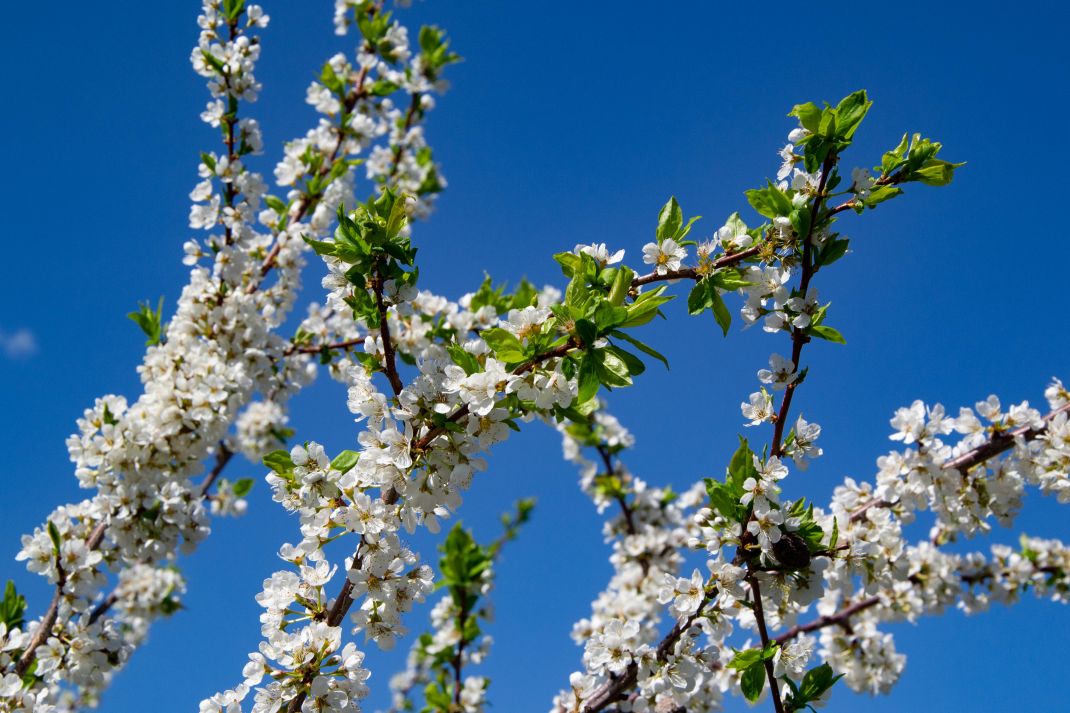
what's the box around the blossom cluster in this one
[6,5,1069,713]
[5,0,458,706]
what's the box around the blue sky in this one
[2,1,1068,711]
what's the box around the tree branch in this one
[631,246,761,287]
[748,575,786,713]
[15,444,235,674]
[770,155,836,457]
[848,401,1070,522]
[289,338,363,356]
[372,269,405,397]
[773,596,880,645]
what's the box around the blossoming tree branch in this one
[3,1,1068,712]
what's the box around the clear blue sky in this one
[2,1,1068,711]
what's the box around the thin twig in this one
[848,402,1070,522]
[774,596,880,645]
[748,575,786,713]
[770,155,836,457]
[372,270,405,397]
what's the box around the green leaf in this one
[609,330,668,370]
[231,478,254,498]
[330,450,360,474]
[863,185,902,208]
[817,238,850,268]
[727,437,758,492]
[385,190,409,239]
[553,251,582,278]
[745,183,792,219]
[687,280,712,316]
[705,479,744,523]
[574,318,598,347]
[741,662,767,702]
[263,450,295,475]
[834,89,872,140]
[621,288,673,328]
[789,102,822,133]
[127,297,166,346]
[607,265,634,306]
[604,345,645,377]
[711,268,753,291]
[481,327,526,363]
[302,236,338,257]
[677,214,702,241]
[710,289,731,336]
[47,521,61,556]
[593,348,632,387]
[0,581,27,630]
[808,324,846,344]
[656,196,683,242]
[913,159,963,186]
[577,355,600,403]
[593,303,628,332]
[727,647,764,670]
[446,344,482,376]
[793,663,844,707]
[223,0,245,21]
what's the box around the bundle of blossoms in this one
[2,2,1067,713]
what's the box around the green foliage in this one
[231,478,254,498]
[687,278,732,336]
[728,643,779,702]
[330,450,360,474]
[304,192,419,335]
[222,0,245,22]
[417,25,461,79]
[127,297,166,346]
[877,132,964,186]
[263,450,295,476]
[469,274,539,315]
[481,328,526,364]
[788,89,872,172]
[704,437,757,524]
[0,581,27,631]
[784,663,844,711]
[47,521,61,557]
[746,181,794,220]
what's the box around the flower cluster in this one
[8,6,1069,713]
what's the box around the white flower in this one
[742,390,775,426]
[642,238,687,275]
[575,242,624,267]
[757,353,797,391]
[778,144,797,181]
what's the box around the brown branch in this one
[199,443,235,497]
[372,270,405,397]
[451,594,471,707]
[945,401,1070,472]
[14,562,65,677]
[289,338,363,356]
[387,92,422,184]
[770,155,836,457]
[220,16,240,247]
[631,246,761,288]
[15,444,234,675]
[413,339,579,452]
[774,596,880,645]
[748,575,786,713]
[582,595,713,712]
[596,445,636,536]
[86,593,118,627]
[252,34,378,288]
[848,402,1070,522]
